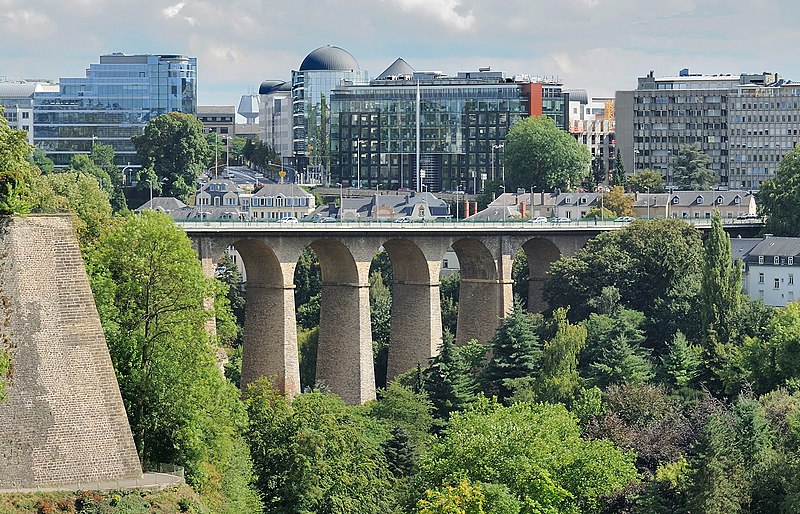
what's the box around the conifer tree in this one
[661,331,702,388]
[423,330,473,420]
[383,425,415,477]
[699,209,742,387]
[534,308,587,404]
[589,335,654,388]
[480,301,542,402]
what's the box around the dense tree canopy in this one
[544,219,705,348]
[0,110,35,214]
[671,143,715,190]
[132,112,210,201]
[503,116,591,192]
[759,145,800,236]
[86,212,260,512]
[627,169,666,193]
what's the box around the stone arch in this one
[519,237,563,313]
[308,238,376,404]
[230,238,301,397]
[382,238,442,381]
[451,237,504,344]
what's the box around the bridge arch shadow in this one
[451,237,504,344]
[518,237,563,313]
[382,238,442,383]
[232,238,300,397]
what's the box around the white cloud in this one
[162,1,186,18]
[3,9,50,28]
[389,0,476,31]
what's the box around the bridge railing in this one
[176,217,764,231]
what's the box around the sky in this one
[1,0,796,109]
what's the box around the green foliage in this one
[215,253,245,338]
[294,248,321,308]
[440,272,460,335]
[544,219,704,350]
[28,148,54,174]
[366,383,434,449]
[741,302,800,394]
[245,381,394,514]
[86,211,260,512]
[30,171,113,248]
[671,143,715,190]
[423,330,474,421]
[602,185,634,217]
[481,302,542,402]
[504,116,591,191]
[298,327,319,391]
[511,249,529,308]
[626,169,666,193]
[370,270,392,388]
[699,211,743,389]
[132,112,210,202]
[415,401,639,514]
[584,206,616,221]
[0,112,34,214]
[90,142,126,211]
[612,149,626,187]
[661,331,702,389]
[0,345,10,403]
[588,336,654,388]
[759,145,800,235]
[534,308,587,404]
[384,425,416,477]
[241,138,280,173]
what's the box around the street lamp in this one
[356,138,361,189]
[633,149,640,176]
[646,186,650,219]
[146,179,154,205]
[491,143,504,182]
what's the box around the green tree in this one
[30,171,113,247]
[366,383,434,450]
[414,401,639,514]
[534,308,587,404]
[480,302,542,402]
[699,210,743,389]
[0,110,34,214]
[671,143,714,190]
[245,381,394,514]
[423,330,474,421]
[503,116,590,191]
[544,219,704,350]
[660,331,702,389]
[90,141,126,210]
[132,112,210,201]
[741,302,800,394]
[29,148,55,174]
[759,145,800,236]
[384,425,415,477]
[603,185,634,216]
[626,168,666,193]
[86,211,260,512]
[612,149,626,187]
[370,270,392,388]
[440,272,460,335]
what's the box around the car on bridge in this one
[280,216,299,224]
[614,216,635,222]
[552,217,572,224]
[527,216,549,224]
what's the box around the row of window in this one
[251,197,310,207]
[758,274,794,288]
[757,256,795,265]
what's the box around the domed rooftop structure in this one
[299,45,360,72]
[259,80,291,95]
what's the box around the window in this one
[759,273,765,283]
[22,112,29,119]
[775,278,781,289]
[696,195,704,205]
[790,257,795,265]
[790,274,794,285]
[775,256,781,265]
[759,255,764,264]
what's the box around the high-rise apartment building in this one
[616,69,800,189]
[258,80,292,164]
[328,63,568,192]
[33,53,197,167]
[566,89,616,184]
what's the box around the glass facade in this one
[33,54,197,167]
[330,79,566,192]
[291,68,368,181]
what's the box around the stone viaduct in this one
[183,220,760,405]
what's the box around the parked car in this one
[736,212,759,220]
[280,216,299,224]
[614,216,634,222]
[553,217,572,224]
[317,216,338,223]
[527,216,549,224]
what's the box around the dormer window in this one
[672,196,680,204]
[758,255,764,264]
[579,196,587,205]
[775,256,781,265]
[715,196,724,205]
[565,196,573,204]
[696,195,704,205]
[734,195,741,205]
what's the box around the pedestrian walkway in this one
[0,472,183,494]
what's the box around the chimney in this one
[520,202,526,217]
[472,201,478,216]
[464,198,471,217]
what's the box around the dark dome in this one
[259,80,290,95]
[299,46,360,72]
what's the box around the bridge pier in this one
[316,281,376,404]
[456,277,514,344]
[387,279,442,381]
[240,282,301,397]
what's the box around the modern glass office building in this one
[291,46,368,182]
[33,53,197,167]
[329,68,568,192]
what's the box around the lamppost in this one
[633,149,640,176]
[121,162,135,186]
[491,143,504,182]
[146,179,154,205]
[356,138,361,189]
[646,186,651,219]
